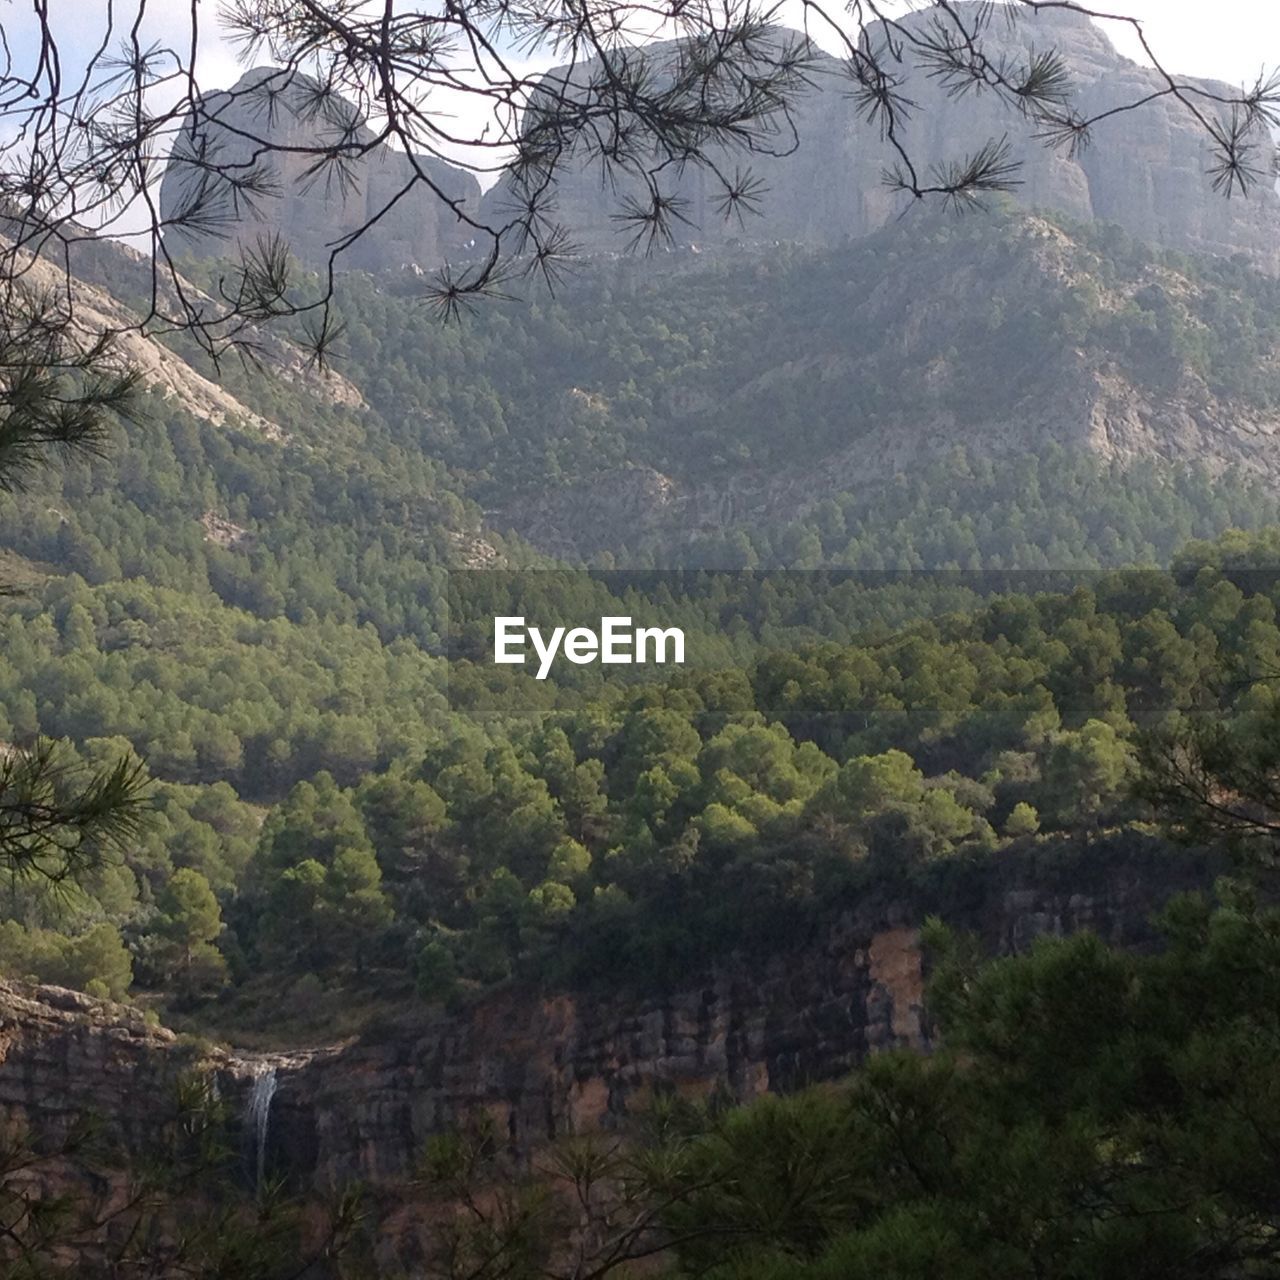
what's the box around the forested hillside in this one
[223,209,1280,565]
[4,527,1280,1036]
[6,201,1280,1032]
[329,211,1280,494]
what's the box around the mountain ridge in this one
[159,5,1280,277]
[158,66,482,274]
[491,3,1280,270]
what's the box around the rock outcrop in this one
[482,4,1280,271]
[0,984,190,1159]
[159,68,481,273]
[259,917,927,1191]
[257,846,1208,1198]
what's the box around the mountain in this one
[11,190,1280,595]
[160,6,1280,279]
[485,2,1280,272]
[158,67,481,272]
[310,206,1280,563]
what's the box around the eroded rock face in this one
[481,5,1280,271]
[158,68,481,273]
[264,914,928,1190]
[0,923,927,1203]
[0,985,186,1161]
[0,847,1209,1210]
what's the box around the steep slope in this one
[1,217,367,435]
[315,208,1280,561]
[482,4,1280,271]
[37,195,1280,574]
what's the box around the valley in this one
[4,0,1280,1274]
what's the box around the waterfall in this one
[246,1066,278,1189]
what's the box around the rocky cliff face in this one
[158,68,481,273]
[260,849,1206,1198]
[0,847,1210,1213]
[261,920,925,1190]
[159,7,1280,279]
[482,5,1280,272]
[0,984,191,1158]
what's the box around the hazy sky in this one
[10,1,1276,97]
[183,1,1277,93]
[1089,0,1278,88]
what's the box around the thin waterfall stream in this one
[246,1066,278,1190]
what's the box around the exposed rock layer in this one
[0,845,1211,1200]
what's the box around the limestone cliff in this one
[158,7,1280,279]
[0,846,1209,1208]
[0,984,190,1158]
[482,4,1280,271]
[158,68,481,273]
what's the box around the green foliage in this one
[150,869,227,998]
[6,529,1280,1008]
[0,918,132,998]
[9,211,1280,1021]
[253,774,395,976]
[647,887,1280,1280]
[1042,718,1133,826]
[0,576,447,798]
[415,938,460,1005]
[0,738,150,885]
[1003,801,1040,838]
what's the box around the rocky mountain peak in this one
[158,10,1279,277]
[482,5,1280,271]
[158,67,481,273]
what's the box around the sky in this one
[157,0,1280,99]
[8,0,1277,114]
[1089,0,1279,89]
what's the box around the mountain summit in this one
[482,4,1280,270]
[160,5,1280,276]
[158,66,481,273]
